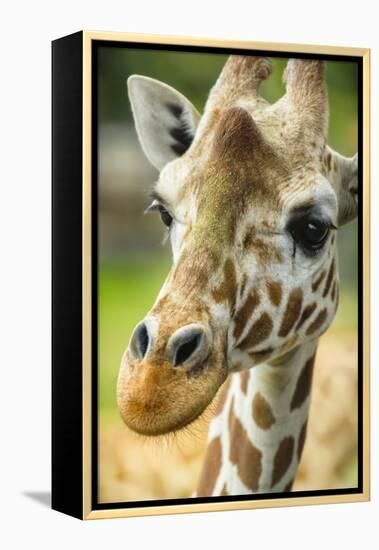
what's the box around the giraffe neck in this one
[196,339,318,496]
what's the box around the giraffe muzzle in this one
[117,319,227,436]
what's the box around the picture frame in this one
[52,30,370,520]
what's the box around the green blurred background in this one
[97,47,358,501]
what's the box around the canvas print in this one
[97,46,359,505]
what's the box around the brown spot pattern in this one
[196,437,222,497]
[266,280,282,307]
[297,422,308,462]
[295,302,317,330]
[290,356,315,410]
[252,392,275,429]
[214,375,232,416]
[212,258,237,312]
[278,288,303,337]
[220,484,228,496]
[233,289,260,342]
[322,259,335,297]
[239,312,273,350]
[243,229,283,263]
[251,238,271,262]
[239,371,250,394]
[306,308,327,335]
[172,247,218,295]
[312,270,326,292]
[229,399,262,491]
[271,436,295,487]
[254,239,283,264]
[283,480,293,492]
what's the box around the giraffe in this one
[117,55,358,496]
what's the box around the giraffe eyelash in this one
[145,200,175,243]
[144,199,161,214]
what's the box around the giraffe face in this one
[117,57,358,436]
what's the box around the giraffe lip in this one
[119,383,216,436]
[130,406,207,437]
[118,352,227,436]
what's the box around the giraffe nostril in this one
[174,333,202,367]
[130,322,150,360]
[169,325,211,369]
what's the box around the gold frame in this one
[81,31,370,520]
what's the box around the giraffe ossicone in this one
[117,55,358,495]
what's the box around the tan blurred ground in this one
[99,331,357,503]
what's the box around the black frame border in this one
[52,31,84,519]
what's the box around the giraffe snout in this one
[129,319,211,372]
[118,317,226,436]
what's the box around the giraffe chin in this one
[116,355,227,436]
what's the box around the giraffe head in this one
[117,56,358,436]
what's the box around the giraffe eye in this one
[145,200,173,228]
[158,205,173,228]
[288,216,332,255]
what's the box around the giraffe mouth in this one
[117,348,228,436]
[123,396,210,437]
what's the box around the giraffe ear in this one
[127,75,200,171]
[336,153,358,226]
